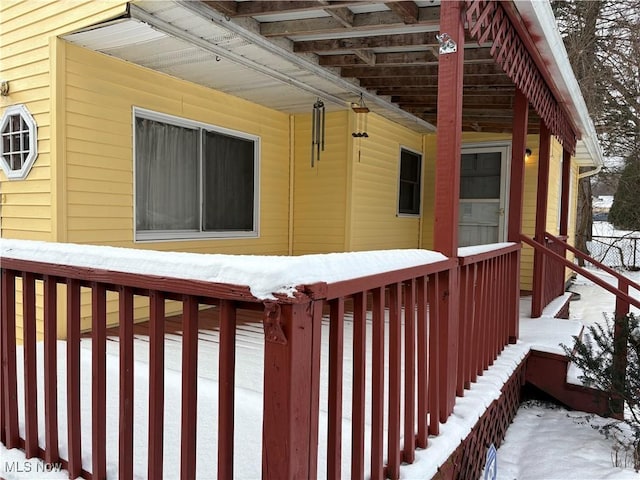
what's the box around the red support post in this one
[181,295,199,480]
[402,279,416,463]
[67,279,82,479]
[532,122,552,317]
[218,299,236,480]
[370,288,385,480]
[433,0,464,422]
[261,300,321,480]
[559,148,572,237]
[351,292,367,479]
[23,272,38,458]
[1,269,19,449]
[119,286,134,480]
[92,283,107,480]
[43,276,59,464]
[327,297,344,480]
[148,291,165,480]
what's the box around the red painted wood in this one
[532,122,552,317]
[118,286,134,480]
[91,283,107,480]
[387,283,401,479]
[43,276,59,463]
[522,235,640,309]
[327,297,344,480]
[402,279,416,463]
[457,266,469,396]
[308,300,323,478]
[427,275,439,436]
[1,269,19,448]
[218,299,236,480]
[438,268,460,420]
[181,295,199,480]
[351,292,367,479]
[148,291,165,480]
[433,0,464,257]
[262,301,320,480]
[509,250,520,342]
[467,264,479,386]
[559,149,572,237]
[370,287,385,479]
[22,272,38,458]
[67,279,82,479]
[416,276,428,448]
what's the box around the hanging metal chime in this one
[311,98,325,167]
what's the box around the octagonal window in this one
[0,104,38,180]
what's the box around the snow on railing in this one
[1,240,521,479]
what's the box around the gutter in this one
[578,164,602,180]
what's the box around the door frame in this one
[459,141,512,245]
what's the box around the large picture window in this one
[398,147,422,216]
[134,109,259,241]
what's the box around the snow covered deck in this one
[1,239,523,479]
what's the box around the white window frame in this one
[133,107,260,242]
[397,145,423,217]
[0,104,38,180]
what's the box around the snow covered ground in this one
[1,238,639,479]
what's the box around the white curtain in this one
[135,118,199,231]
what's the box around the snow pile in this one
[0,239,447,299]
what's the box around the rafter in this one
[341,63,505,78]
[294,32,437,52]
[385,1,419,24]
[260,7,438,37]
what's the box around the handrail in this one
[545,231,640,293]
[521,234,640,309]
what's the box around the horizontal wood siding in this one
[292,111,348,254]
[0,0,128,241]
[63,42,291,254]
[349,112,423,251]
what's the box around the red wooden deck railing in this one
[1,242,521,479]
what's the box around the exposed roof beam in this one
[182,0,437,132]
[358,76,512,88]
[341,63,505,78]
[294,31,438,52]
[209,1,389,18]
[260,7,438,37]
[319,50,437,66]
[385,1,418,24]
[353,49,376,66]
[324,7,354,28]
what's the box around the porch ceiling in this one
[62,0,601,166]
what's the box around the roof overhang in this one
[61,0,603,168]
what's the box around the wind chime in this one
[351,93,369,138]
[311,98,325,167]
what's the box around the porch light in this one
[351,93,369,138]
[525,148,532,158]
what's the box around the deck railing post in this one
[262,299,321,480]
[612,279,630,417]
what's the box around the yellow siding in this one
[0,0,128,240]
[292,111,349,254]
[349,112,423,251]
[63,42,291,254]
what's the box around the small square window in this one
[398,148,422,216]
[0,104,38,180]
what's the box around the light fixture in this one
[351,93,369,138]
[311,98,325,167]
[0,80,9,96]
[525,148,532,158]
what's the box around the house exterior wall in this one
[0,0,128,240]
[292,111,349,255]
[348,111,424,251]
[62,42,291,254]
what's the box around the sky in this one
[1,238,639,479]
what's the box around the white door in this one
[458,145,510,247]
